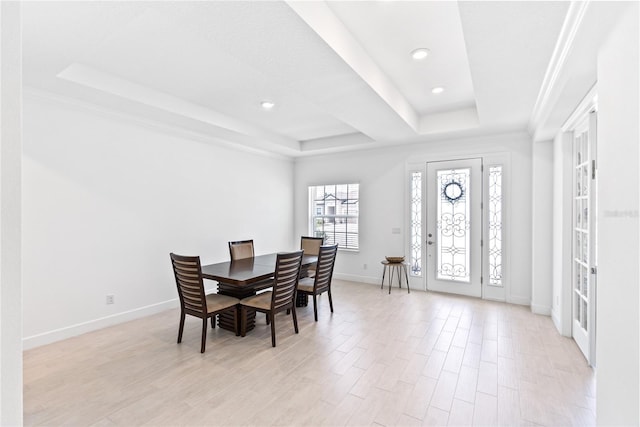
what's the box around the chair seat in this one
[297,277,315,293]
[206,293,240,313]
[240,291,272,310]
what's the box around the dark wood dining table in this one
[201,253,317,333]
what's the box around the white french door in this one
[426,158,483,297]
[572,112,597,365]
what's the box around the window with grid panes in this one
[309,184,359,250]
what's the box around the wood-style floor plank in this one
[24,280,595,426]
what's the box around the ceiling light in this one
[431,87,444,94]
[260,100,275,110]
[411,48,430,60]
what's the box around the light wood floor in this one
[24,280,595,426]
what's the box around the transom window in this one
[309,184,359,250]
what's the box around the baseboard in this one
[483,295,506,303]
[531,304,552,316]
[334,272,381,285]
[23,299,179,350]
[506,295,531,306]
[552,308,562,332]
[551,308,572,336]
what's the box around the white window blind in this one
[309,183,359,250]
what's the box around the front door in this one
[426,158,483,297]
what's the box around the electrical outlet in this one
[106,294,115,305]
[363,263,368,270]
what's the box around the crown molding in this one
[528,1,590,135]
[56,63,300,153]
[561,83,598,132]
[23,86,294,162]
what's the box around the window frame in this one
[308,183,360,251]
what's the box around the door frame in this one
[405,151,512,301]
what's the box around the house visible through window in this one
[309,183,359,250]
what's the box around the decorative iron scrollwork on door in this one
[436,169,470,282]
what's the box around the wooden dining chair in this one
[228,239,254,261]
[300,236,324,278]
[170,253,240,353]
[239,250,304,347]
[229,239,272,296]
[296,244,338,321]
[301,235,324,254]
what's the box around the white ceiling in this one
[22,1,571,157]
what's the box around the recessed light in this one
[260,100,275,110]
[431,87,444,94]
[411,48,430,60]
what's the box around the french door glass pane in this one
[573,128,590,333]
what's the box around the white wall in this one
[551,132,573,336]
[22,92,295,348]
[294,132,533,305]
[0,2,23,424]
[531,140,554,315]
[595,4,639,425]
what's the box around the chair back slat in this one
[229,240,254,261]
[272,250,304,310]
[170,253,207,314]
[313,244,338,293]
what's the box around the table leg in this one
[217,282,256,333]
[381,265,387,290]
[403,263,410,293]
[296,293,308,307]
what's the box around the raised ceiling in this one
[22,1,571,157]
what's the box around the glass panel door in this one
[435,167,472,282]
[426,158,482,297]
[572,112,597,365]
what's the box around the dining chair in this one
[228,239,254,261]
[300,235,324,278]
[296,244,338,321]
[239,250,304,347]
[170,253,240,353]
[229,239,272,295]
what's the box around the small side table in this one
[380,261,411,294]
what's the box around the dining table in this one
[201,253,318,333]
